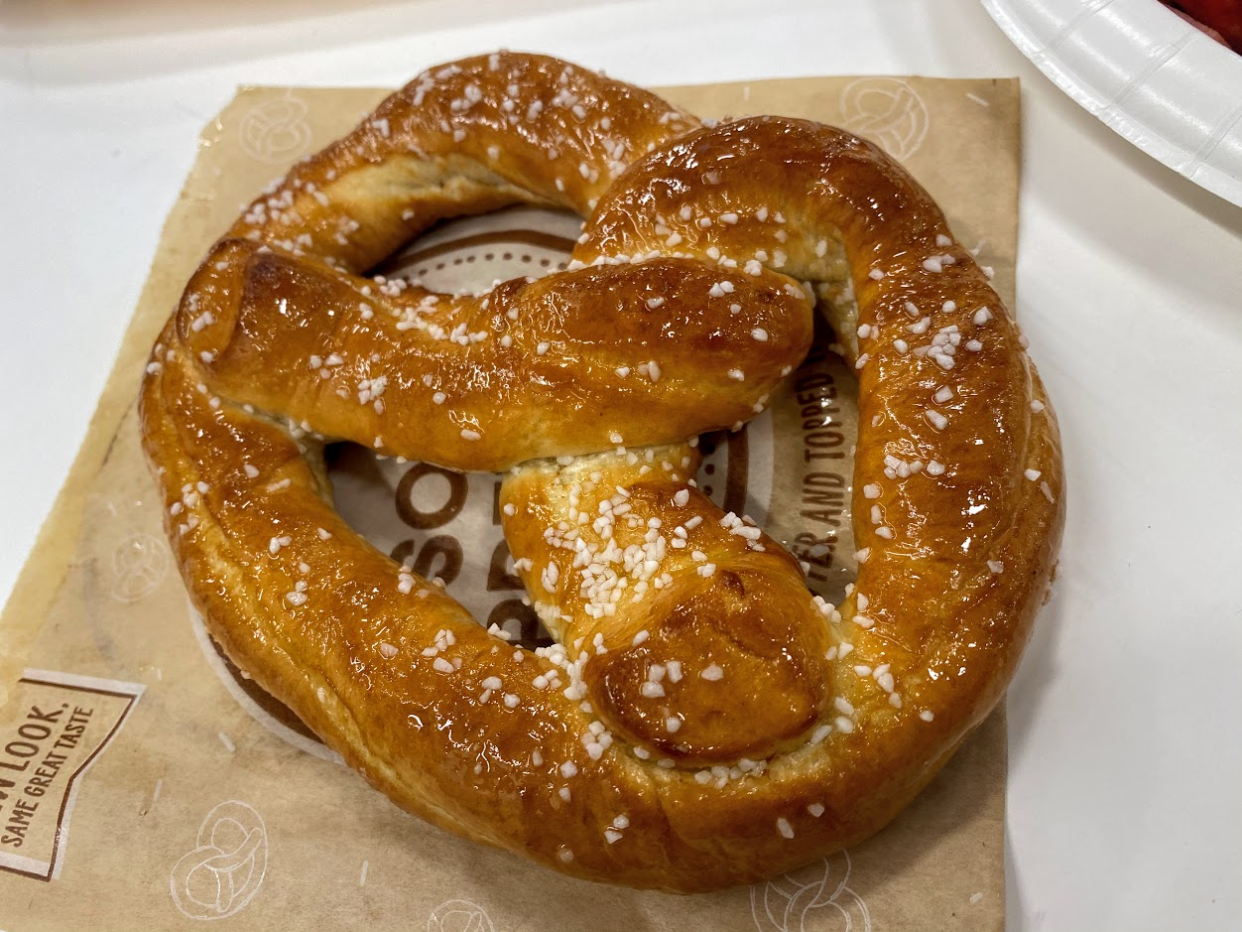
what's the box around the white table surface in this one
[2,0,1240,928]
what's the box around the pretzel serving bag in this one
[1,74,1020,930]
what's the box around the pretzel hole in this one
[371,205,581,290]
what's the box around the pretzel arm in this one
[176,238,812,471]
[227,52,700,274]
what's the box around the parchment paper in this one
[0,73,1020,932]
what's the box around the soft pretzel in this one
[139,52,1064,892]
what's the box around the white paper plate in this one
[982,0,1242,205]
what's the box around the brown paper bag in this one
[0,73,1020,931]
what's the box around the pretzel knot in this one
[140,52,1063,891]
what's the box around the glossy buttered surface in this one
[139,52,1063,891]
[180,238,810,471]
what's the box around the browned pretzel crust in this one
[139,52,1063,892]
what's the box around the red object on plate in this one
[1170,0,1242,51]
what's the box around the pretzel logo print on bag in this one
[169,800,268,920]
[750,852,870,932]
[139,52,1063,892]
[837,78,930,162]
[109,531,170,603]
[238,93,313,165]
[427,898,496,932]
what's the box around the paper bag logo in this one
[428,898,495,932]
[839,78,929,161]
[750,851,871,932]
[169,800,268,921]
[239,93,312,164]
[0,668,145,881]
[110,530,170,603]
